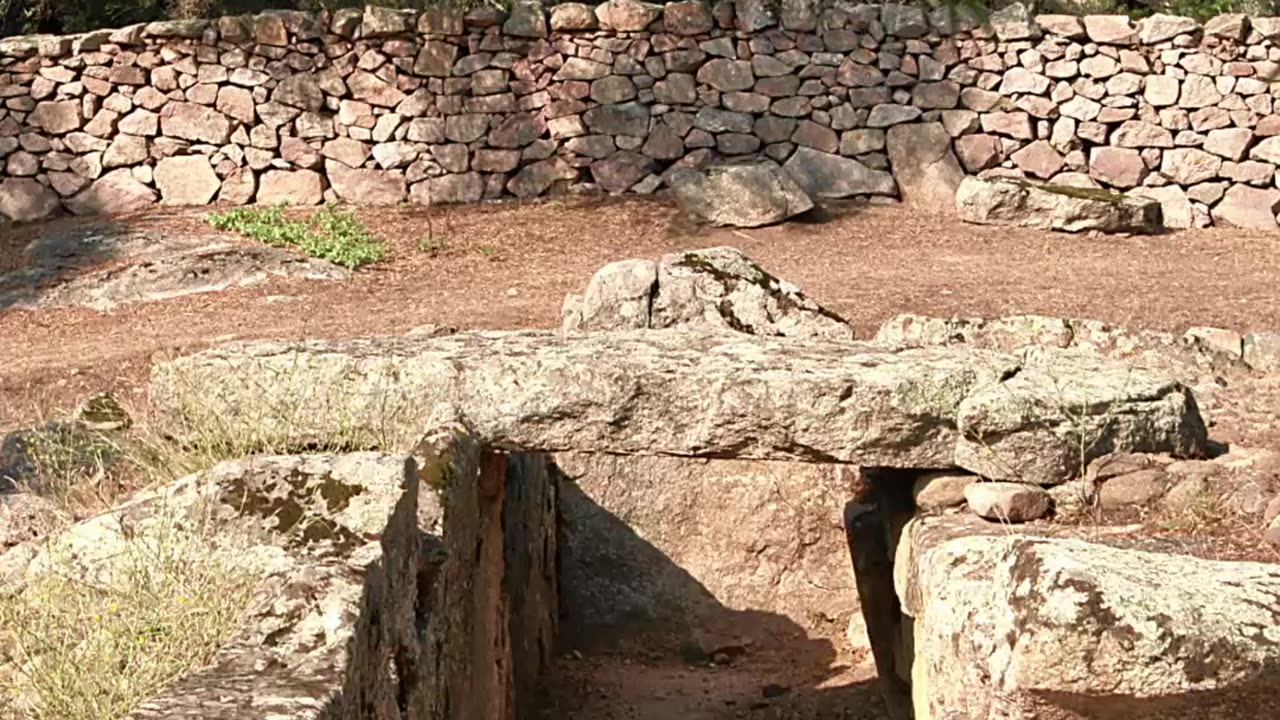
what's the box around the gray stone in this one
[272,73,323,111]
[152,333,1203,488]
[783,147,897,198]
[28,100,81,134]
[1099,469,1168,509]
[1139,13,1199,44]
[913,472,978,512]
[964,482,1051,522]
[881,3,929,38]
[957,177,1163,235]
[1010,140,1065,180]
[990,3,1040,41]
[886,122,964,208]
[867,104,922,128]
[595,0,662,31]
[955,351,1202,484]
[1204,128,1254,161]
[897,516,1280,720]
[584,102,650,137]
[327,163,408,205]
[562,259,658,331]
[1090,146,1147,188]
[66,168,158,215]
[669,159,814,228]
[1131,185,1194,230]
[1083,14,1137,44]
[734,0,776,32]
[1161,148,1223,185]
[955,135,1003,172]
[508,159,576,198]
[591,151,655,192]
[504,0,549,37]
[0,178,60,223]
[414,172,485,205]
[550,3,598,30]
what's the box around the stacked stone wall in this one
[3,1,1280,229]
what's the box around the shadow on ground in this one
[542,467,885,720]
[0,216,137,311]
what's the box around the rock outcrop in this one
[562,247,854,339]
[150,329,1206,484]
[956,177,1164,234]
[669,159,814,228]
[895,514,1280,720]
[0,227,349,311]
[1,432,559,720]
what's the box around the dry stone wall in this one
[4,2,1280,229]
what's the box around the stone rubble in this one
[562,245,853,338]
[0,3,1279,227]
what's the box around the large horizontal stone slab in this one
[151,330,1205,482]
[896,514,1280,720]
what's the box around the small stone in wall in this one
[154,155,220,206]
[1139,13,1199,44]
[964,481,1050,523]
[1083,14,1137,45]
[1211,185,1280,230]
[1132,185,1194,230]
[1089,146,1146,188]
[866,104,921,128]
[257,169,325,206]
[1011,140,1065,179]
[1161,147,1223,185]
[595,0,662,31]
[504,0,549,37]
[550,3,598,31]
[955,134,1003,172]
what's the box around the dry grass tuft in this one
[0,515,254,720]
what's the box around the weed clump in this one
[208,205,387,269]
[0,511,254,720]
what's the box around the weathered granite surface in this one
[150,329,1207,484]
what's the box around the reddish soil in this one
[5,196,1280,427]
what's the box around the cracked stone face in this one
[895,514,1280,720]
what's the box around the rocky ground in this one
[3,196,1280,720]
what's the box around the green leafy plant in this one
[208,204,386,269]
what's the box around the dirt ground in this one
[5,195,1280,426]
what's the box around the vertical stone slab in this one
[414,425,557,720]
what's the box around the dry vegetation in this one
[0,376,390,720]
